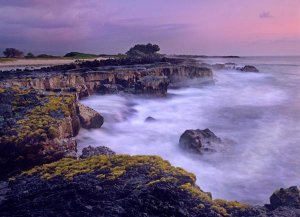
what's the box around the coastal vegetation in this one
[64,52,99,59]
[3,48,24,58]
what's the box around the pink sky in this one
[0,0,299,55]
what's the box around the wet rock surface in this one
[239,65,259,72]
[179,129,222,154]
[202,62,259,73]
[145,116,156,122]
[80,146,116,158]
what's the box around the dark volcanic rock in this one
[78,103,104,129]
[0,155,250,217]
[179,129,222,153]
[239,65,259,72]
[145,116,156,122]
[0,155,300,217]
[80,146,116,158]
[269,186,300,210]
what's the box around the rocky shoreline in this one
[0,57,213,178]
[0,57,298,217]
[0,60,213,98]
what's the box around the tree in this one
[126,43,160,58]
[3,48,24,58]
[25,52,35,58]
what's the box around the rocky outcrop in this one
[0,63,213,98]
[135,75,169,96]
[0,155,299,217]
[202,62,259,73]
[0,155,250,217]
[80,146,116,158]
[78,103,104,129]
[269,186,300,210]
[179,129,222,154]
[239,65,259,72]
[145,116,156,122]
[0,87,81,179]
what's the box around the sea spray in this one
[77,56,300,204]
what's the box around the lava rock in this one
[78,103,104,129]
[0,155,247,217]
[80,146,116,158]
[269,186,300,209]
[145,116,156,122]
[179,129,222,153]
[239,65,259,72]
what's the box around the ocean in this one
[77,56,300,204]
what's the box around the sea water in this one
[77,56,300,204]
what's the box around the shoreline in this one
[0,57,108,70]
[0,56,299,217]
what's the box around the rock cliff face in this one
[0,87,81,179]
[0,64,213,98]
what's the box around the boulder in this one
[239,65,259,72]
[80,146,116,158]
[179,129,222,153]
[78,103,104,129]
[269,186,300,209]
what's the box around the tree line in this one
[1,43,161,59]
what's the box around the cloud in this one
[0,0,191,54]
[259,12,273,19]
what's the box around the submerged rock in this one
[145,116,156,122]
[80,146,116,158]
[179,129,222,154]
[77,103,104,129]
[239,65,259,72]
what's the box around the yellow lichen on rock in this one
[180,182,212,202]
[20,155,197,183]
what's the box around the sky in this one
[0,0,299,56]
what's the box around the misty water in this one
[77,56,300,204]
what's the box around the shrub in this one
[126,43,161,58]
[3,48,24,58]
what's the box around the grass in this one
[64,52,99,59]
[0,58,16,63]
